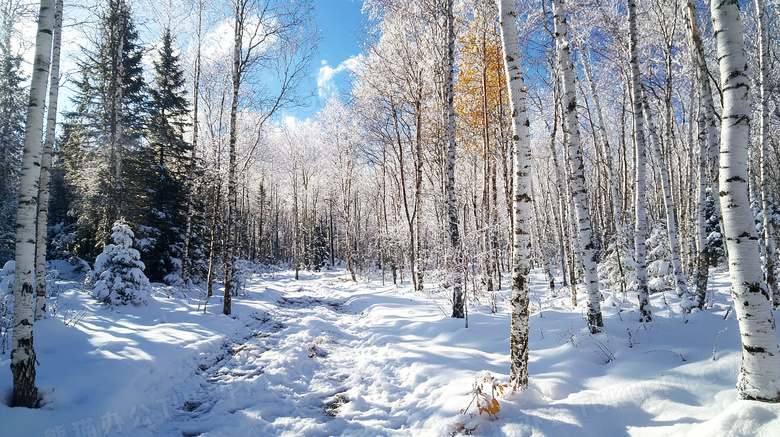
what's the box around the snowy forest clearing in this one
[2,265,778,436]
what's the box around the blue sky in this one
[294,0,366,120]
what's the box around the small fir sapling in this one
[89,220,150,306]
[645,225,672,293]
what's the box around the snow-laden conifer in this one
[90,220,150,306]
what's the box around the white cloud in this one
[316,54,364,100]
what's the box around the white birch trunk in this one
[641,92,688,298]
[224,0,244,315]
[552,0,603,333]
[445,0,464,319]
[11,0,55,408]
[685,0,716,308]
[755,0,778,304]
[497,0,532,389]
[711,0,780,401]
[628,0,651,322]
[34,0,63,320]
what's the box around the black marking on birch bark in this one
[744,345,766,354]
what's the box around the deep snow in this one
[1,264,779,436]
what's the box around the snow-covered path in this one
[132,270,470,437]
[150,275,388,436]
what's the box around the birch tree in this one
[444,0,464,319]
[552,0,603,333]
[11,0,55,408]
[754,0,778,304]
[711,0,780,402]
[628,0,651,322]
[496,0,532,390]
[34,0,63,320]
[223,0,244,315]
[685,0,717,308]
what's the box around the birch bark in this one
[685,1,716,308]
[445,0,464,319]
[628,0,651,322]
[552,0,603,332]
[11,0,55,408]
[496,0,532,389]
[711,0,780,401]
[34,0,63,320]
[754,0,778,304]
[224,0,245,315]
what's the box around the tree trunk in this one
[445,0,464,319]
[414,101,424,291]
[628,0,651,322]
[755,0,778,305]
[552,0,603,333]
[11,0,55,408]
[224,0,244,315]
[392,104,417,291]
[711,0,780,402]
[685,0,715,309]
[34,0,63,321]
[497,0,532,390]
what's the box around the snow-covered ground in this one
[1,264,779,436]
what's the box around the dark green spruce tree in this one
[0,1,27,264]
[142,27,191,282]
[0,51,25,265]
[57,0,148,261]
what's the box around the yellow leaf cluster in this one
[454,2,509,153]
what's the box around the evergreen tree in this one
[60,0,148,261]
[0,28,26,265]
[148,27,190,168]
[306,218,330,271]
[89,219,149,306]
[141,27,191,282]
